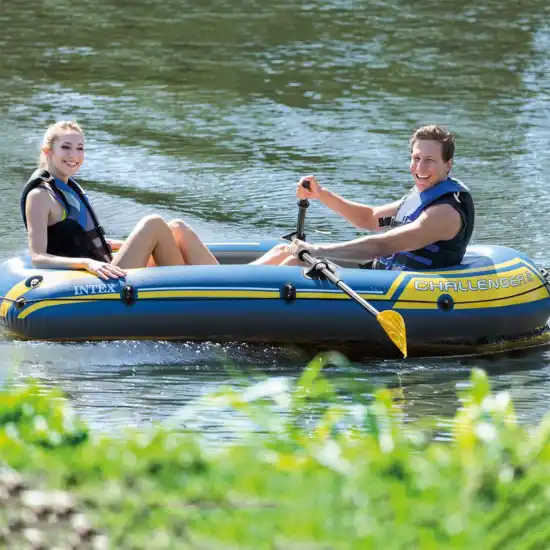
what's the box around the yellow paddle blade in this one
[377,310,407,358]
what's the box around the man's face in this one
[409,139,452,191]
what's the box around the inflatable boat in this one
[1,239,549,357]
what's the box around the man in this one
[253,125,474,270]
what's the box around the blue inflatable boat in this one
[0,240,549,357]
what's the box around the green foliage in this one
[1,359,550,549]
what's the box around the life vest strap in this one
[378,216,393,228]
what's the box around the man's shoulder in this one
[419,202,463,240]
[432,187,471,208]
[444,178,472,200]
[423,200,461,218]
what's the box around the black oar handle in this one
[296,201,308,241]
[296,179,312,241]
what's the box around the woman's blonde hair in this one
[38,120,84,168]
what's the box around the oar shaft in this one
[296,199,309,241]
[335,279,380,317]
[301,252,380,317]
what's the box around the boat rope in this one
[0,294,118,309]
[538,268,550,286]
[0,285,137,308]
[0,280,548,308]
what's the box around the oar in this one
[296,197,309,241]
[290,179,407,357]
[282,196,309,241]
[298,250,407,357]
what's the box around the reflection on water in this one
[3,339,550,436]
[1,0,550,434]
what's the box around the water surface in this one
[2,0,550,434]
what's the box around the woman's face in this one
[44,130,84,179]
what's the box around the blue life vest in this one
[21,170,112,262]
[375,178,474,271]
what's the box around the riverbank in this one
[1,353,549,549]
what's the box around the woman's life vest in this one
[21,170,112,263]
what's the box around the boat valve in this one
[281,283,297,302]
[121,285,137,306]
[437,294,454,312]
[24,275,43,288]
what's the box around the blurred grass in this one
[1,352,550,549]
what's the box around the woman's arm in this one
[26,188,89,269]
[26,189,125,279]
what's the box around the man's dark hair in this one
[410,125,455,162]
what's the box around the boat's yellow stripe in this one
[397,289,550,310]
[138,289,279,299]
[296,292,385,300]
[16,283,548,320]
[395,263,549,310]
[1,270,101,317]
[18,295,119,319]
[384,272,406,299]
[1,280,33,317]
[141,288,399,301]
[7,256,549,321]
[458,286,550,309]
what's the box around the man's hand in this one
[288,238,319,259]
[297,175,323,200]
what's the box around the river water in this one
[1,0,550,434]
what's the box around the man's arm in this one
[313,203,462,262]
[297,176,401,231]
[318,187,401,231]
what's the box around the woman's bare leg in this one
[249,243,292,265]
[112,215,184,269]
[168,219,219,265]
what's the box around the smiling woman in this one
[20,121,219,279]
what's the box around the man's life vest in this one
[374,178,475,270]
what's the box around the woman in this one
[22,121,219,280]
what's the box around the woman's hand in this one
[84,259,126,280]
[296,175,323,200]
